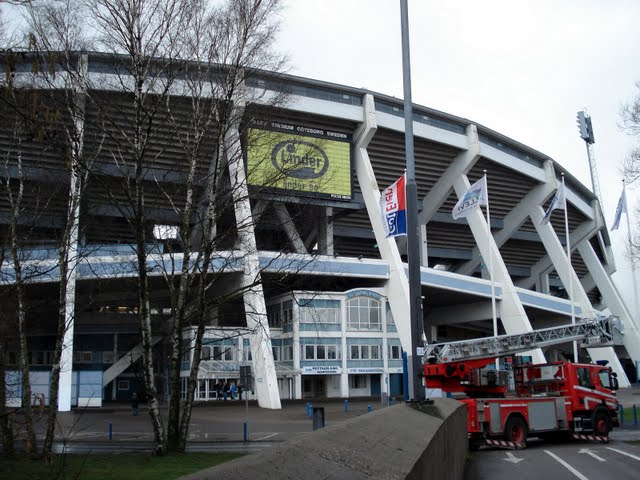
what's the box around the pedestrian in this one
[230,381,237,400]
[238,385,243,401]
[222,381,230,401]
[131,392,139,416]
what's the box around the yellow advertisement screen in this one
[246,122,352,201]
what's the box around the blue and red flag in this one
[379,174,407,237]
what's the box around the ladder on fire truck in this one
[423,316,616,364]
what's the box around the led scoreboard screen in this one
[246,121,353,201]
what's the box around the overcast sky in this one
[2,1,640,314]
[279,0,640,313]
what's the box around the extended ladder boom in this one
[424,316,616,364]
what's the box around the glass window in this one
[350,345,360,359]
[350,375,366,389]
[577,368,593,388]
[283,301,293,324]
[300,299,341,324]
[347,297,382,331]
[389,345,401,360]
[316,345,326,360]
[201,346,211,360]
[371,345,380,360]
[327,345,337,360]
[305,345,314,360]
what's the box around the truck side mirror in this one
[611,373,619,391]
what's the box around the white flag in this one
[540,184,565,225]
[452,176,488,220]
[611,187,627,231]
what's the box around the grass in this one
[0,452,244,480]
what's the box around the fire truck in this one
[423,316,621,448]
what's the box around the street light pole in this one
[400,0,426,402]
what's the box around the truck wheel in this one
[504,416,528,444]
[591,408,613,436]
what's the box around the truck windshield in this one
[598,370,613,389]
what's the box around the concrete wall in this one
[181,398,468,480]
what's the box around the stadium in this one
[1,51,638,411]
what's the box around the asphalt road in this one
[465,438,640,480]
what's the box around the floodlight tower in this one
[577,111,602,208]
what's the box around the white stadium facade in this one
[1,51,639,411]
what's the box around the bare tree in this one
[153,0,287,452]
[620,81,640,262]
[21,0,97,460]
[1,119,37,457]
[3,0,290,457]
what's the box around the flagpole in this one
[561,174,578,362]
[622,180,640,332]
[484,170,499,370]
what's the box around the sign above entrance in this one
[348,367,385,374]
[302,366,342,375]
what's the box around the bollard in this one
[243,422,248,442]
[620,404,624,425]
[344,400,348,412]
[306,403,313,418]
[312,407,325,430]
[108,421,112,441]
[634,404,638,427]
[367,404,372,413]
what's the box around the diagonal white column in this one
[530,206,628,383]
[273,203,306,253]
[423,125,481,224]
[516,218,601,290]
[452,174,545,363]
[396,124,480,255]
[578,241,636,387]
[457,161,556,277]
[226,95,280,409]
[352,94,412,372]
[530,205,596,316]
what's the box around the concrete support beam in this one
[516,218,600,290]
[396,124,480,255]
[530,206,596,318]
[578,241,637,387]
[452,174,545,363]
[529,205,628,383]
[456,161,556,277]
[420,125,481,224]
[353,94,414,387]
[318,207,334,255]
[227,92,281,409]
[59,54,89,412]
[273,202,306,253]
[102,336,162,387]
